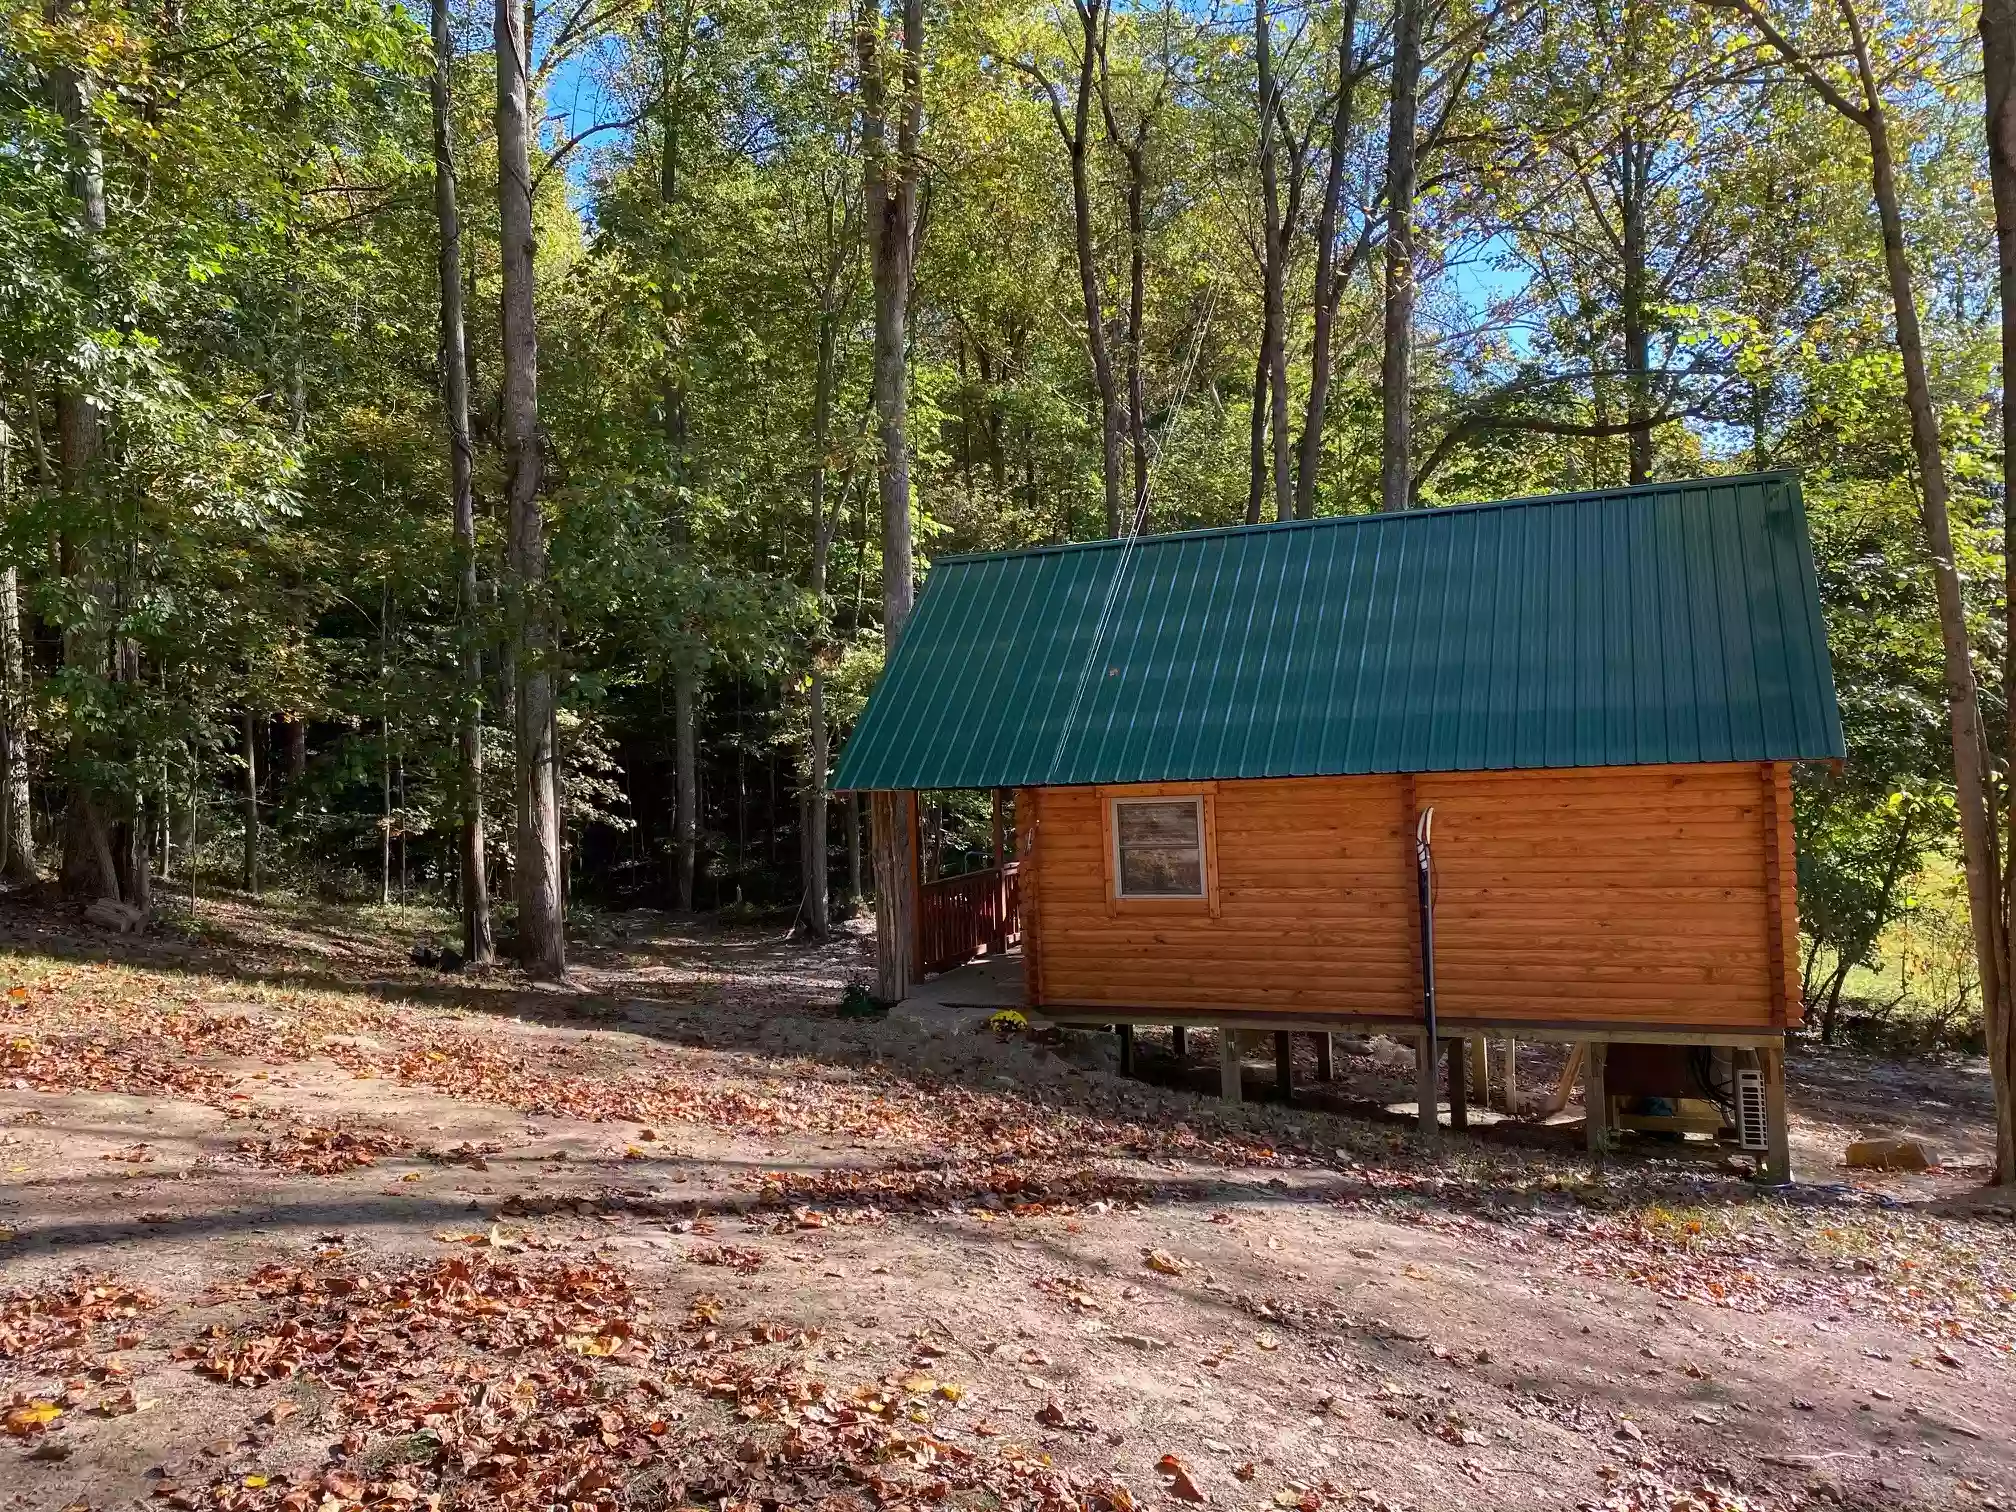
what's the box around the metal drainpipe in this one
[1415,807,1437,1045]
[1415,806,1439,1137]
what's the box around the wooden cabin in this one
[831,474,1845,1180]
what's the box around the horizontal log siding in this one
[1025,763,1798,1030]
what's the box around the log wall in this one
[1017,762,1801,1032]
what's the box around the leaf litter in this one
[5,926,2015,1511]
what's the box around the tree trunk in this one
[845,790,863,906]
[1725,0,2015,1177]
[871,790,917,1001]
[1256,0,1294,524]
[49,8,117,902]
[435,0,493,964]
[1061,1,1124,537]
[800,672,830,936]
[0,566,34,885]
[796,237,853,940]
[496,0,564,976]
[863,0,924,998]
[1820,958,1854,1045]
[1982,0,2016,1183]
[661,0,703,919]
[241,711,260,896]
[1245,341,1270,525]
[1854,25,2006,1185]
[0,419,27,886]
[1379,0,1422,512]
[1119,142,1150,528]
[124,797,150,916]
[673,662,697,910]
[1619,124,1653,485]
[863,0,924,643]
[282,717,307,784]
[1293,0,1362,519]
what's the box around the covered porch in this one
[869,787,1024,984]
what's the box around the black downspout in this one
[1415,807,1440,1139]
[1416,806,1437,1043]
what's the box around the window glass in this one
[1114,799,1204,896]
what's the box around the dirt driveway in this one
[1,895,2011,1512]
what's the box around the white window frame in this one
[1109,795,1209,900]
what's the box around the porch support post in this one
[1219,1030,1242,1103]
[1499,1037,1518,1114]
[1171,1025,1188,1060]
[1447,1038,1468,1130]
[1469,1037,1490,1108]
[1585,1040,1609,1160]
[1415,1034,1440,1146]
[990,788,1006,954]
[1761,1042,1792,1185]
[1117,1023,1135,1077]
[871,790,919,1003]
[1315,1032,1334,1081]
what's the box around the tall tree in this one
[1020,1,1126,538]
[0,563,31,885]
[1254,0,1305,524]
[798,169,862,941]
[433,0,493,963]
[658,0,703,916]
[862,0,924,1002]
[1096,9,1172,528]
[1292,0,1366,519]
[1983,0,2016,1184]
[1708,0,2009,1183]
[1379,0,1424,512]
[496,0,566,975]
[241,712,260,896]
[47,0,121,901]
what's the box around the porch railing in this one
[918,861,1021,977]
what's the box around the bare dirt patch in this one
[1,892,2012,1512]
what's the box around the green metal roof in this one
[830,472,1845,791]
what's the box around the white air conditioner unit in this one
[1735,1067,1768,1152]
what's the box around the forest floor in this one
[0,890,2012,1512]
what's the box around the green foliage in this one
[0,0,2005,960]
[838,981,888,1017]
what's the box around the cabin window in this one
[1111,798,1206,898]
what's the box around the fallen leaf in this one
[4,1401,62,1435]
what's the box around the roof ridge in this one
[930,469,1801,569]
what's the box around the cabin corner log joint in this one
[834,473,1846,1182]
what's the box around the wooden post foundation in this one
[1117,1024,1134,1077]
[1499,1038,1518,1114]
[1416,1034,1440,1146]
[870,791,919,1004]
[1447,1038,1468,1130]
[1469,1037,1490,1108]
[1171,1025,1188,1060]
[1219,1030,1242,1104]
[1315,1032,1334,1081]
[1761,1042,1792,1184]
[1274,1031,1293,1101]
[1585,1040,1608,1160]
